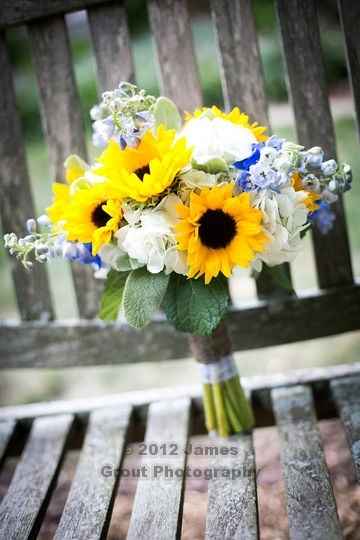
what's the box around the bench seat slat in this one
[272,385,342,540]
[331,376,360,483]
[127,398,190,540]
[88,2,135,93]
[276,0,353,290]
[205,433,258,539]
[28,16,100,319]
[0,420,16,466]
[54,405,132,540]
[0,33,54,322]
[147,0,202,111]
[0,414,73,540]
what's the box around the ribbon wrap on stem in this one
[189,320,255,438]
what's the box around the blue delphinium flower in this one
[234,143,262,171]
[310,202,336,234]
[266,135,284,150]
[235,170,253,192]
[63,242,102,269]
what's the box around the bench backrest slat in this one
[0,33,54,321]
[28,15,100,318]
[210,0,293,300]
[276,0,353,289]
[88,2,135,94]
[338,0,360,141]
[210,0,269,126]
[147,0,202,112]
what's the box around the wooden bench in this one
[0,0,359,538]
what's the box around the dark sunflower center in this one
[91,202,109,228]
[134,164,150,181]
[198,209,237,249]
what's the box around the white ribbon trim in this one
[199,355,238,384]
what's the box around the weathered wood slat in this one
[1,361,360,423]
[210,0,268,125]
[338,0,360,140]
[127,398,190,540]
[210,0,293,300]
[0,0,116,28]
[28,16,100,318]
[206,434,258,539]
[147,0,202,111]
[331,376,360,483]
[1,283,359,368]
[0,414,73,539]
[272,385,342,540]
[0,33,54,321]
[276,0,353,289]
[88,1,135,94]
[0,420,16,466]
[54,406,131,540]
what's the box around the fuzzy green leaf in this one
[123,268,170,328]
[162,274,230,336]
[153,97,181,131]
[99,270,130,321]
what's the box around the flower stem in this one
[212,382,229,438]
[202,383,217,432]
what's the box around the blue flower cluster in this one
[63,242,102,269]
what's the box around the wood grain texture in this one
[331,376,360,483]
[1,283,360,368]
[272,385,342,540]
[338,0,360,140]
[54,406,131,540]
[206,434,258,539]
[1,361,360,422]
[210,0,268,125]
[88,1,135,94]
[0,33,54,321]
[147,0,202,111]
[127,398,190,540]
[209,0,294,300]
[0,414,73,539]
[28,16,100,318]
[0,0,115,28]
[0,420,16,465]
[276,0,353,289]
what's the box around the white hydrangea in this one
[181,116,256,165]
[108,194,187,275]
[253,186,309,268]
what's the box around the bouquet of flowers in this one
[4,82,352,438]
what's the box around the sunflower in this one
[47,155,89,224]
[64,183,122,255]
[96,125,192,203]
[292,172,320,212]
[185,106,268,142]
[176,183,268,284]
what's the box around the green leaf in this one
[123,268,170,329]
[162,274,230,336]
[153,97,181,131]
[99,270,130,321]
[262,264,296,294]
[192,157,229,174]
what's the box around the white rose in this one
[181,116,256,165]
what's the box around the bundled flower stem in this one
[189,321,254,437]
